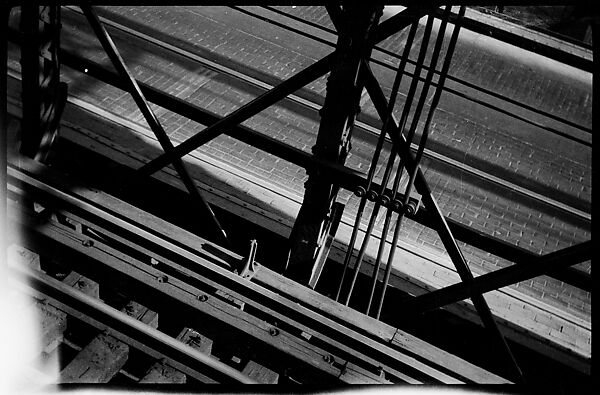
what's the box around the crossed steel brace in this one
[6,3,593,384]
[327,5,528,382]
[81,5,231,248]
[47,45,590,293]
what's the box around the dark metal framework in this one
[4,2,593,383]
[80,5,231,248]
[7,157,511,384]
[286,4,384,284]
[18,4,67,162]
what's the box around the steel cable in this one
[341,15,436,306]
[375,6,465,319]
[363,5,454,314]
[334,20,420,302]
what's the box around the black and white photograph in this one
[1,2,593,393]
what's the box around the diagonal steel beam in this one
[80,5,230,246]
[137,53,335,177]
[439,9,593,73]
[53,46,591,293]
[324,4,345,33]
[362,53,524,383]
[139,5,433,179]
[286,4,383,284]
[372,4,442,44]
[403,241,591,315]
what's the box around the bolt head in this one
[323,354,334,364]
[197,294,208,302]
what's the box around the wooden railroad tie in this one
[140,327,214,384]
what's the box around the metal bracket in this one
[405,191,422,216]
[237,239,258,280]
[308,202,344,289]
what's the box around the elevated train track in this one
[3,68,591,384]
[6,156,509,384]
[7,5,591,288]
[72,5,592,221]
[2,2,593,388]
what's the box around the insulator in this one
[355,186,366,197]
[405,192,422,215]
[391,199,403,212]
[379,194,390,207]
[367,190,378,202]
[405,200,418,215]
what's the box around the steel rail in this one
[80,5,231,248]
[8,13,589,293]
[8,209,345,383]
[264,5,337,36]
[5,28,589,292]
[6,166,414,381]
[7,163,481,384]
[440,9,593,73]
[231,5,334,49]
[21,39,592,292]
[59,7,591,222]
[12,154,513,383]
[232,5,592,141]
[9,264,256,384]
[19,213,419,383]
[344,14,438,307]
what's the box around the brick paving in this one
[7,6,590,322]
[279,5,592,205]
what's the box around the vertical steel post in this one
[17,4,64,163]
[286,5,383,284]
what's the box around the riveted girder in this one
[285,5,384,284]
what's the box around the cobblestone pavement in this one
[7,6,590,321]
